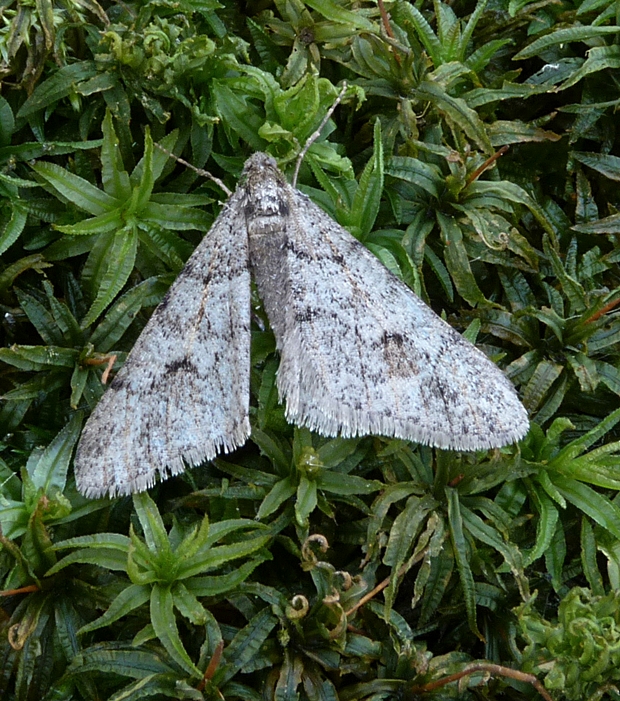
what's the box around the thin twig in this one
[101,354,116,384]
[84,354,117,384]
[345,552,426,617]
[292,82,348,188]
[408,662,553,701]
[0,584,39,597]
[377,0,403,67]
[155,143,232,197]
[585,297,620,323]
[377,0,395,38]
[345,573,391,617]
[466,145,509,186]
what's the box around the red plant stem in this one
[466,146,509,186]
[0,584,39,597]
[408,662,553,701]
[585,297,620,323]
[377,0,395,38]
[196,640,224,692]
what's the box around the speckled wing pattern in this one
[74,190,251,498]
[75,152,528,499]
[246,155,529,451]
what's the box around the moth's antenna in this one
[292,82,348,188]
[155,144,233,197]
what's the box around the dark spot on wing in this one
[432,379,459,406]
[295,307,318,323]
[381,331,405,347]
[380,330,421,377]
[164,357,199,376]
[283,239,313,261]
[181,258,245,285]
[110,374,128,390]
[283,240,349,267]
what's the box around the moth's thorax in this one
[242,155,292,238]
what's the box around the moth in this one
[75,152,529,498]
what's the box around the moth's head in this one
[241,152,283,183]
